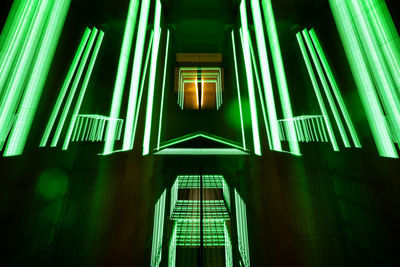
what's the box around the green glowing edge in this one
[309,29,361,148]
[261,0,300,155]
[103,0,140,155]
[51,28,99,147]
[4,0,71,156]
[235,189,250,267]
[40,28,91,147]
[231,30,247,150]
[63,31,105,150]
[329,0,397,158]
[143,0,162,156]
[150,189,166,267]
[122,0,151,151]
[239,0,261,156]
[296,32,339,151]
[250,0,281,151]
[156,30,170,150]
[302,29,348,149]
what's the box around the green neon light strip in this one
[239,0,261,156]
[168,222,177,267]
[250,0,281,151]
[157,30,170,150]
[302,29,349,148]
[103,0,140,155]
[224,221,233,267]
[309,28,361,148]
[349,0,400,144]
[0,0,37,98]
[170,177,178,217]
[0,0,52,150]
[330,0,397,158]
[364,0,400,95]
[155,148,249,155]
[4,0,71,156]
[296,32,339,151]
[131,31,154,148]
[123,0,151,151]
[40,28,91,147]
[143,0,162,156]
[235,190,250,267]
[62,31,105,150]
[231,30,247,150]
[159,131,244,151]
[246,30,273,150]
[51,28,98,147]
[150,189,166,267]
[262,0,300,155]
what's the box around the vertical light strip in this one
[247,30,273,150]
[157,30,170,150]
[51,28,98,147]
[261,0,300,155]
[235,189,250,267]
[62,31,105,150]
[302,29,349,148]
[143,0,162,156]
[231,30,247,150]
[131,31,154,148]
[103,0,140,155]
[250,0,281,151]
[349,0,400,143]
[296,32,339,151]
[0,0,37,97]
[123,0,151,151]
[239,0,261,156]
[309,28,361,148]
[150,189,166,267]
[364,0,400,94]
[4,0,71,156]
[330,0,397,157]
[40,28,91,147]
[0,0,51,150]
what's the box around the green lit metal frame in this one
[40,28,91,147]
[330,0,397,158]
[261,0,300,155]
[51,28,98,147]
[150,189,166,267]
[143,0,162,156]
[250,0,281,152]
[231,30,247,150]
[296,32,339,151]
[103,0,140,155]
[235,189,250,267]
[0,0,53,150]
[157,30,170,150]
[63,31,105,150]
[123,0,151,151]
[239,0,261,156]
[302,29,349,149]
[279,116,329,143]
[309,29,361,148]
[4,0,71,156]
[168,175,232,266]
[70,115,122,143]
